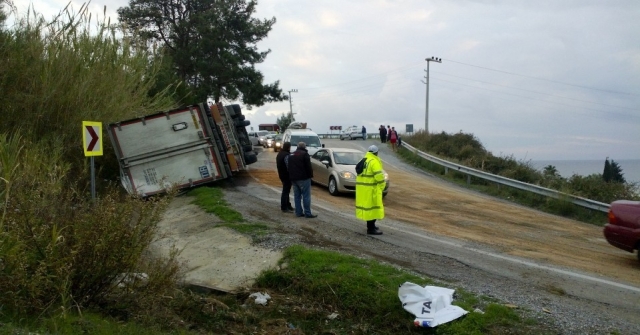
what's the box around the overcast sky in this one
[11,0,640,161]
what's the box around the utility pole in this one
[288,89,298,121]
[422,57,441,134]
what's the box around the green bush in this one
[403,131,639,203]
[0,135,181,317]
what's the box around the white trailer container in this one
[108,102,255,196]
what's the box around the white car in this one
[340,126,365,140]
[282,128,323,156]
[248,130,269,146]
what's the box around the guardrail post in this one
[444,166,448,175]
[467,175,471,185]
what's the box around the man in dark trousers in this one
[379,125,387,143]
[361,125,367,140]
[276,141,294,213]
[286,142,317,218]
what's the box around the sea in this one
[530,159,640,184]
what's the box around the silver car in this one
[310,148,389,196]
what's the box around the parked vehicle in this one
[273,134,283,152]
[340,125,365,140]
[248,130,269,146]
[310,148,389,196]
[263,134,276,148]
[603,200,640,261]
[282,126,323,156]
[107,102,256,196]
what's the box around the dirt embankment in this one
[248,162,640,287]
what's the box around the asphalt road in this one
[236,138,640,334]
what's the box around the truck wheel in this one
[225,105,237,117]
[230,104,242,117]
[244,152,257,165]
[235,119,250,127]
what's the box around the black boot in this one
[367,220,382,235]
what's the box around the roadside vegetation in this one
[400,131,639,225]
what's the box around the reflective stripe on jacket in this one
[355,152,385,221]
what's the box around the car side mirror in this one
[322,144,325,148]
[321,160,330,167]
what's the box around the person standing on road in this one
[287,142,317,218]
[276,141,294,213]
[386,125,392,143]
[389,126,398,152]
[379,125,387,143]
[355,145,385,235]
[361,125,367,140]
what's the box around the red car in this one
[603,200,640,261]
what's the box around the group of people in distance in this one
[378,125,400,152]
[276,141,386,235]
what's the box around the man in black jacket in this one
[286,142,317,218]
[379,125,387,143]
[276,142,294,213]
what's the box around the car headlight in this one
[339,171,356,180]
[276,142,281,147]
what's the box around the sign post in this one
[82,121,103,200]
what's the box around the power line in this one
[434,72,640,112]
[298,61,424,91]
[432,77,638,119]
[444,59,637,96]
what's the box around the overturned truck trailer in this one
[107,102,256,196]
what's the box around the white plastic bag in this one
[249,292,271,305]
[398,282,468,327]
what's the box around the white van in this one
[282,128,323,155]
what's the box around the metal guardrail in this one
[401,142,610,213]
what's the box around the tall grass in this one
[0,4,185,325]
[0,4,176,179]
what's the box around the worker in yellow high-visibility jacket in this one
[355,145,385,235]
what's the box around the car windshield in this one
[290,135,321,148]
[258,131,269,136]
[333,152,363,165]
[275,135,283,141]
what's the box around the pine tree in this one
[117,0,287,105]
[609,160,626,183]
[603,157,612,182]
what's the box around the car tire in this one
[328,176,340,196]
[340,137,344,141]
